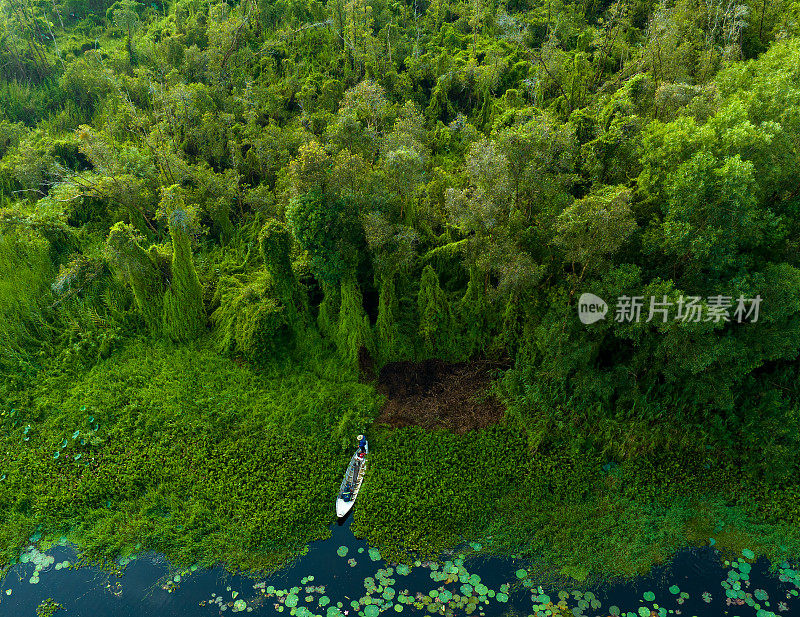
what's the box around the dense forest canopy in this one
[3,0,800,576]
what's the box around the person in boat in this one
[342,481,353,502]
[357,434,366,455]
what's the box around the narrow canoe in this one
[335,441,368,518]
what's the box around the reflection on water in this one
[0,519,798,617]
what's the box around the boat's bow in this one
[336,497,353,518]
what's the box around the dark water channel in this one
[1,518,798,617]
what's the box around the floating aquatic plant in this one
[742,549,755,559]
[642,591,655,601]
[337,546,348,557]
[364,605,380,617]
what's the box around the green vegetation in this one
[0,340,379,571]
[2,0,800,583]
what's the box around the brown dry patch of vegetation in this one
[373,359,509,433]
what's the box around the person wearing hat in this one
[357,434,366,454]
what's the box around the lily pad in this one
[369,548,381,562]
[337,546,349,557]
[364,605,380,617]
[742,549,755,559]
[285,594,299,607]
[515,569,527,579]
[495,592,508,603]
[643,591,655,602]
[669,585,680,595]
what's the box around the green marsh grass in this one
[0,337,380,572]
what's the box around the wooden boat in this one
[336,439,368,518]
